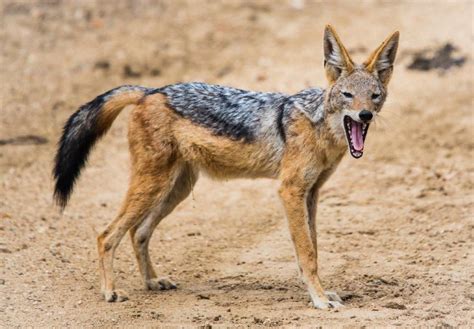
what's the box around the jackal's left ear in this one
[364,31,400,86]
[323,25,355,84]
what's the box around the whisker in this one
[371,113,402,141]
[372,114,391,130]
[379,110,403,120]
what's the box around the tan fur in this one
[174,120,281,179]
[96,91,145,133]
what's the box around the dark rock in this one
[384,302,407,310]
[94,60,110,70]
[123,64,142,78]
[339,291,362,301]
[150,68,161,76]
[407,43,466,71]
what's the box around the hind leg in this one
[97,161,183,302]
[129,163,198,291]
[96,93,184,302]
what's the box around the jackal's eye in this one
[372,93,381,100]
[342,91,353,99]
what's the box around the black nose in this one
[359,110,373,122]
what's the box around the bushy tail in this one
[53,85,149,209]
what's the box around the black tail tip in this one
[53,186,69,210]
[53,166,74,210]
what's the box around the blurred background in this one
[1,0,472,327]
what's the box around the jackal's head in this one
[323,25,399,159]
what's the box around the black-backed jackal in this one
[53,26,399,309]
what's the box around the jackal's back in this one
[151,82,288,142]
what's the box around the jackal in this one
[53,25,399,309]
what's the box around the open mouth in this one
[343,116,370,159]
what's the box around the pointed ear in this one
[364,31,399,86]
[323,25,355,84]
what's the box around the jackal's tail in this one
[53,85,150,209]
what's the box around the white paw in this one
[310,292,344,309]
[103,289,128,302]
[325,291,343,303]
[311,297,331,309]
[329,300,344,308]
[146,277,177,291]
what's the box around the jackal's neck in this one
[308,93,346,156]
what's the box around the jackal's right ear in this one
[323,25,355,84]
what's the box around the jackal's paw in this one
[146,277,177,291]
[325,291,343,303]
[310,292,344,309]
[328,300,344,308]
[310,299,344,309]
[103,289,128,302]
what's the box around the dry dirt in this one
[1,1,473,328]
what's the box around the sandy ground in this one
[1,1,473,327]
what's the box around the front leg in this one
[279,183,341,309]
[307,168,336,259]
[307,180,343,307]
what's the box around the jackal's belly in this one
[173,119,283,179]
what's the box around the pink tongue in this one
[351,121,364,151]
